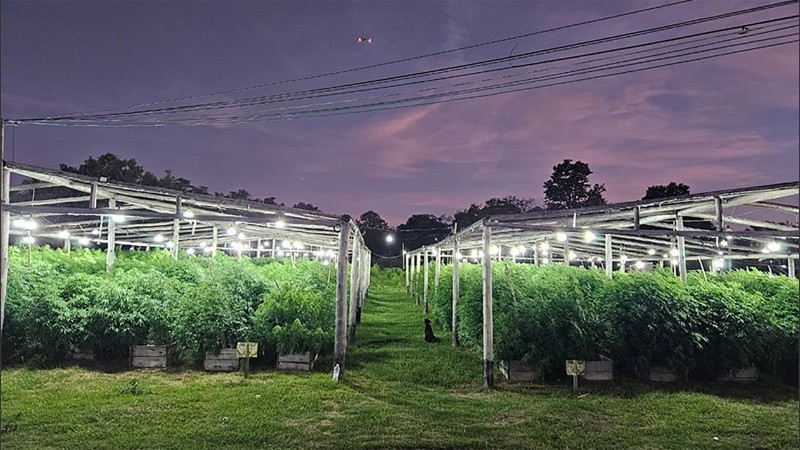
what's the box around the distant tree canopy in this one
[454,196,538,230]
[643,182,691,200]
[397,213,451,251]
[357,210,389,233]
[292,202,320,211]
[543,159,606,210]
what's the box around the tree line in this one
[15,153,690,261]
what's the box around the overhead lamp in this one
[647,248,656,256]
[583,231,596,242]
[182,209,195,219]
[385,234,394,243]
[635,260,645,270]
[57,230,70,239]
[78,237,91,246]
[154,234,165,243]
[22,235,35,245]
[274,219,286,229]
[555,232,568,242]
[227,227,236,236]
[186,248,196,255]
[110,214,126,223]
[539,242,550,251]
[568,251,577,261]
[669,248,680,257]
[13,219,38,230]
[767,241,781,252]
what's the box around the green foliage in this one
[253,285,334,356]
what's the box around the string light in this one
[13,219,38,230]
[186,248,195,255]
[78,237,91,245]
[583,231,596,242]
[555,232,567,242]
[57,230,70,239]
[154,234,165,243]
[647,248,656,255]
[22,235,35,245]
[182,209,195,219]
[110,214,126,223]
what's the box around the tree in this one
[60,153,157,185]
[543,159,606,210]
[357,210,389,233]
[454,196,538,230]
[397,214,451,251]
[643,182,691,200]
[224,189,252,201]
[292,202,320,211]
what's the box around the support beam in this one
[482,224,494,388]
[788,257,796,279]
[452,232,460,347]
[172,197,181,260]
[0,126,9,336]
[106,198,116,272]
[333,217,350,380]
[415,252,421,305]
[434,247,441,289]
[604,234,613,279]
[714,197,723,231]
[563,236,570,266]
[404,250,409,293]
[348,241,360,343]
[676,216,687,282]
[212,226,218,257]
[634,206,641,231]
[423,248,429,314]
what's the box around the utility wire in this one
[14,0,795,124]
[59,0,695,117]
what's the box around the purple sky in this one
[2,0,798,225]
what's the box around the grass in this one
[2,277,798,449]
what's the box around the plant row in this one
[423,262,799,382]
[3,247,339,365]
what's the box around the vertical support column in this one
[714,197,724,231]
[106,198,116,272]
[787,257,796,279]
[404,248,409,293]
[676,215,687,282]
[482,224,494,388]
[0,131,10,336]
[423,248,429,314]
[348,240,360,344]
[211,226,218,257]
[604,234,613,280]
[63,235,71,253]
[452,234,460,347]
[172,197,182,260]
[434,247,441,289]
[634,206,641,231]
[414,253,421,305]
[563,236,570,266]
[256,238,261,258]
[333,217,350,380]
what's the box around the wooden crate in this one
[277,352,315,371]
[130,344,177,368]
[499,360,542,382]
[72,346,96,361]
[204,348,240,372]
[583,360,614,381]
[636,365,686,382]
[720,365,758,382]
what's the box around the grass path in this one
[1,279,798,449]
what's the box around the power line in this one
[14,0,795,125]
[59,0,695,117]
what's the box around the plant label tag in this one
[566,359,586,376]
[236,342,258,358]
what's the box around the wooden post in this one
[404,246,409,293]
[676,215,687,282]
[452,231,460,347]
[482,224,494,388]
[423,248,429,314]
[788,257,796,279]
[333,217,350,380]
[256,238,261,258]
[106,198,116,272]
[0,121,9,336]
[348,240,359,343]
[415,253,421,305]
[63,234,71,253]
[634,206,641,231]
[715,197,724,231]
[172,197,181,260]
[563,236,570,266]
[604,234,613,279]
[211,226,218,257]
[89,182,98,208]
[435,247,441,289]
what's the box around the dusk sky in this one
[2,0,798,225]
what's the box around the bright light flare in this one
[385,234,394,243]
[13,219,38,230]
[555,232,567,242]
[154,234,165,243]
[22,235,35,245]
[583,231,596,242]
[78,237,91,246]
[57,230,70,239]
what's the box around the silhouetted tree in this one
[543,159,606,210]
[643,182,691,200]
[454,196,538,230]
[292,202,320,211]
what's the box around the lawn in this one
[1,279,798,449]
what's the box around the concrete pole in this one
[452,234,460,347]
[106,198,116,272]
[333,217,350,380]
[604,234,613,280]
[423,248,429,314]
[676,215,687,282]
[0,121,9,337]
[482,225,494,388]
[348,240,359,343]
[211,226,218,257]
[172,197,181,260]
[434,247,441,289]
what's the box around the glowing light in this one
[490,245,499,255]
[182,209,195,219]
[767,241,781,252]
[635,260,645,270]
[719,239,729,247]
[712,258,725,270]
[541,258,550,265]
[620,254,628,262]
[555,232,567,242]
[186,248,195,255]
[669,248,680,257]
[199,241,207,248]
[238,233,246,240]
[583,230,596,242]
[57,230,70,239]
[274,220,286,229]
[154,234,165,243]
[568,251,577,261]
[385,234,394,243]
[22,235,35,245]
[539,242,550,251]
[91,228,101,235]
[227,227,236,236]
[110,215,126,223]
[322,260,330,266]
[78,237,91,246]
[509,247,520,257]
[13,219,38,230]
[647,248,656,256]
[203,246,214,254]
